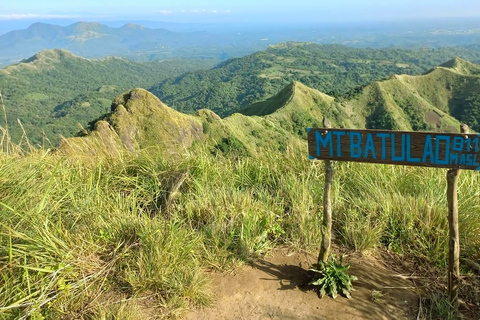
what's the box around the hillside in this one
[4,84,480,320]
[351,57,480,132]
[0,49,215,145]
[239,82,353,137]
[240,57,480,133]
[60,88,295,158]
[150,42,480,116]
[3,45,480,148]
[61,57,479,161]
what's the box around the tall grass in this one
[0,152,216,319]
[0,130,478,318]
[334,162,480,264]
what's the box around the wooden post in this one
[318,118,333,265]
[447,123,469,306]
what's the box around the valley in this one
[3,43,480,147]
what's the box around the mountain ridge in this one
[3,45,480,148]
[0,21,262,67]
[61,55,480,159]
[150,43,480,117]
[237,56,480,134]
[439,57,480,75]
[0,49,217,145]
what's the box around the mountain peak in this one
[107,89,204,152]
[22,49,77,63]
[121,23,145,30]
[69,21,107,33]
[0,49,83,74]
[71,21,102,28]
[23,22,64,36]
[240,81,334,117]
[441,57,467,68]
[60,89,205,156]
[27,22,56,30]
[439,57,480,75]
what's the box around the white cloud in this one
[0,13,80,20]
[159,10,173,15]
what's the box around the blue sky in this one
[1,0,480,24]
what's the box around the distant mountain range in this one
[4,19,480,68]
[150,42,480,116]
[0,21,268,67]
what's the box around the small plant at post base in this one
[371,290,386,303]
[309,255,357,299]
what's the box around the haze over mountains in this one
[3,18,480,68]
[0,21,268,67]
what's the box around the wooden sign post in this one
[318,118,333,265]
[446,124,469,306]
[308,123,479,305]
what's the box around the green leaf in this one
[309,255,356,299]
[319,287,326,298]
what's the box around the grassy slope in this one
[241,58,480,133]
[1,126,479,319]
[0,49,216,145]
[2,58,480,319]
[150,42,480,117]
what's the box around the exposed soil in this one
[185,247,420,320]
[425,110,441,130]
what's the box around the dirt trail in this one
[185,248,419,320]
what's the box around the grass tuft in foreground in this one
[0,132,479,318]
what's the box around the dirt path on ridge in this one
[184,247,419,320]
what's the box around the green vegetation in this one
[1,83,479,318]
[398,96,434,131]
[309,255,357,299]
[0,49,216,145]
[151,42,480,117]
[3,44,480,148]
[370,290,386,304]
[418,293,459,320]
[1,44,480,318]
[1,136,479,318]
[106,88,204,152]
[240,63,480,134]
[214,137,250,157]
[450,80,480,132]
